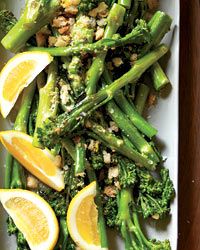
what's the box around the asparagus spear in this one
[74,138,86,176]
[134,83,150,114]
[38,44,168,148]
[103,68,157,138]
[151,62,170,91]
[85,3,126,95]
[27,19,151,56]
[33,60,58,148]
[106,101,159,163]
[5,82,36,189]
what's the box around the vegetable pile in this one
[0,0,175,249]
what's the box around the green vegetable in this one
[33,60,58,148]
[0,10,17,36]
[38,44,168,148]
[116,188,171,250]
[134,83,150,114]
[27,19,151,56]
[85,3,126,95]
[1,0,60,52]
[151,62,170,91]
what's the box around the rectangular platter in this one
[0,0,180,249]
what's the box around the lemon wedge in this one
[0,131,64,191]
[0,189,59,250]
[67,181,104,250]
[0,51,53,118]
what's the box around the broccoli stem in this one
[4,154,13,189]
[85,3,126,95]
[62,138,76,161]
[86,167,108,249]
[118,0,132,9]
[140,11,172,57]
[40,44,168,146]
[27,21,150,56]
[151,62,170,91]
[33,60,58,148]
[103,68,157,138]
[134,84,150,114]
[106,101,159,163]
[6,82,36,189]
[75,138,86,176]
[1,0,60,52]
[87,121,155,169]
[55,217,69,250]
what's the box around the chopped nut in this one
[109,121,119,133]
[58,26,70,35]
[130,53,138,64]
[152,214,160,220]
[108,166,119,179]
[55,35,70,47]
[53,16,68,28]
[61,0,80,8]
[65,6,78,15]
[104,186,117,197]
[89,2,109,18]
[97,18,107,27]
[48,36,57,47]
[27,176,39,189]
[148,93,157,106]
[88,140,100,152]
[112,57,123,67]
[95,27,104,40]
[103,151,111,164]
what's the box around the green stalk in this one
[118,0,132,9]
[103,69,157,138]
[4,154,13,189]
[1,0,60,52]
[85,3,126,95]
[86,167,108,249]
[151,62,170,91]
[134,84,150,114]
[41,44,168,145]
[62,138,76,161]
[75,138,86,176]
[9,82,36,189]
[106,101,159,163]
[87,120,155,169]
[33,60,58,148]
[140,11,172,57]
[126,0,139,32]
[55,217,69,250]
[27,21,149,56]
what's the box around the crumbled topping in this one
[89,2,109,18]
[104,185,117,197]
[53,16,69,28]
[61,0,80,15]
[36,26,51,47]
[95,27,104,40]
[48,36,57,47]
[88,139,100,152]
[130,53,138,65]
[55,35,71,47]
[97,18,107,27]
[103,150,111,164]
[27,176,39,189]
[108,121,119,133]
[108,166,119,179]
[112,57,123,68]
[152,214,160,220]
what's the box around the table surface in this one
[179,0,200,249]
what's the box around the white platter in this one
[0,0,179,249]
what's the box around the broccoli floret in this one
[118,157,137,188]
[0,10,17,36]
[116,188,171,250]
[91,151,104,170]
[78,0,100,13]
[38,184,67,217]
[102,195,118,228]
[1,0,60,52]
[137,167,175,219]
